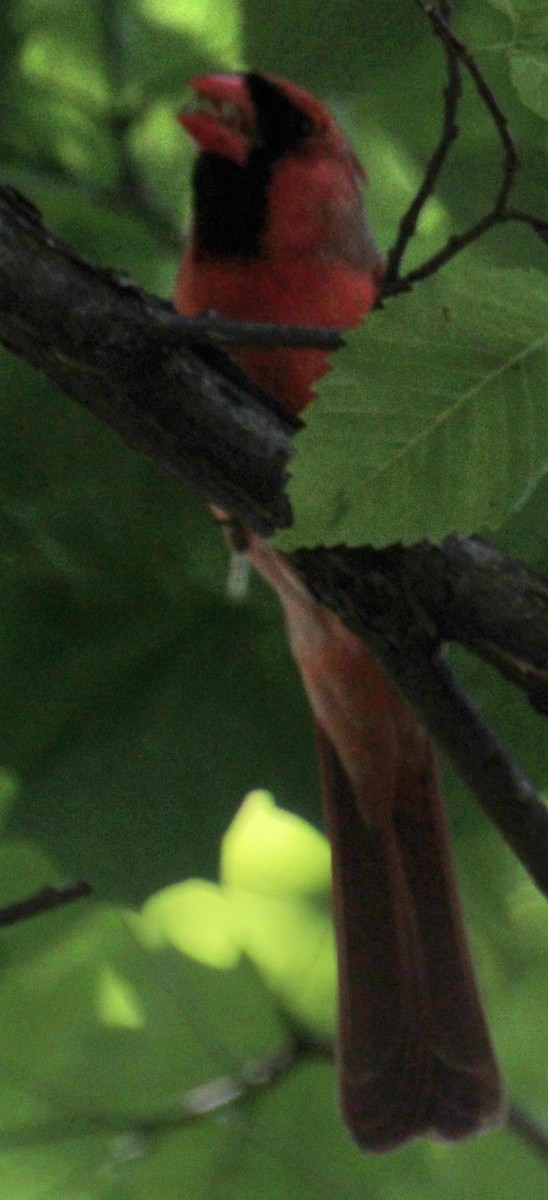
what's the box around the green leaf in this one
[487,0,517,18]
[219,792,335,1039]
[221,789,331,899]
[487,0,548,118]
[275,266,548,551]
[0,882,290,1199]
[509,47,548,118]
[487,0,548,34]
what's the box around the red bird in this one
[174,72,504,1151]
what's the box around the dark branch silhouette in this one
[382,0,462,292]
[308,537,548,714]
[507,1102,548,1163]
[0,882,93,928]
[291,540,548,900]
[0,186,297,537]
[155,306,343,351]
[382,1,548,297]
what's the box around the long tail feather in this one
[243,536,504,1149]
[318,724,503,1151]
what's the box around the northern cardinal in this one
[174,72,504,1151]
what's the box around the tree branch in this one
[0,881,93,927]
[381,1,548,299]
[507,1102,548,1163]
[1,186,547,898]
[291,541,548,898]
[156,307,343,351]
[290,538,548,711]
[0,185,297,537]
[405,536,548,712]
[382,1,462,292]
[328,537,548,712]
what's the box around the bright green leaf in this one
[136,0,243,65]
[221,790,331,898]
[139,879,241,968]
[224,886,336,1039]
[96,966,146,1029]
[219,793,335,1037]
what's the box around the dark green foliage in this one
[0,1,547,1195]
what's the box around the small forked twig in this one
[382,1,462,291]
[381,1,548,299]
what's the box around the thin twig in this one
[157,307,343,350]
[422,2,520,212]
[406,654,548,899]
[366,647,548,900]
[0,1035,318,1145]
[0,882,93,928]
[383,2,462,290]
[507,1101,548,1163]
[382,1,548,298]
[98,0,184,248]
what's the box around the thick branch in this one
[0,185,297,536]
[291,541,548,898]
[1,186,548,896]
[291,539,548,711]
[405,536,548,712]
[2,189,547,686]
